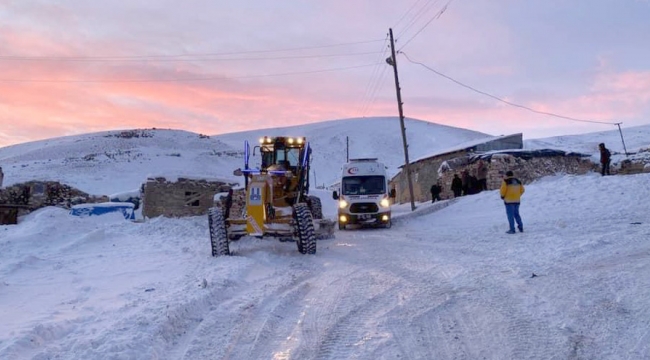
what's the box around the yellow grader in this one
[208,136,334,256]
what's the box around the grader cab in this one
[208,136,334,256]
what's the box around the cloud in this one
[1,0,649,148]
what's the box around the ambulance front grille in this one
[350,203,379,213]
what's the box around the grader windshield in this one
[259,136,306,173]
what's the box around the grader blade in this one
[314,219,336,240]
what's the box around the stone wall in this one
[392,152,598,203]
[0,181,108,223]
[0,180,106,209]
[391,149,468,204]
[142,177,236,218]
[436,153,596,200]
[618,160,650,175]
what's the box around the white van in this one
[332,158,394,230]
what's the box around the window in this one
[341,176,386,195]
[185,191,200,207]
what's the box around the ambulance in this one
[332,158,394,230]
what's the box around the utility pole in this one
[387,28,416,211]
[615,123,629,158]
[346,136,349,162]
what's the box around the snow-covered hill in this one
[2,118,649,197]
[0,117,491,195]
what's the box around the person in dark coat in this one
[476,159,488,191]
[461,170,470,196]
[467,174,478,195]
[599,143,611,176]
[451,174,463,198]
[430,181,442,203]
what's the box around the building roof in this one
[400,133,523,168]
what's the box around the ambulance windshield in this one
[341,176,386,195]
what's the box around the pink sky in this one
[1,0,649,148]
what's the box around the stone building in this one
[434,150,595,201]
[391,134,523,204]
[0,180,107,225]
[142,176,238,218]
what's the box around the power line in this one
[357,36,391,117]
[400,52,617,125]
[361,64,391,117]
[0,51,384,63]
[0,63,381,83]
[398,0,455,51]
[0,39,386,61]
[392,0,427,29]
[396,0,441,40]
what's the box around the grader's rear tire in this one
[307,195,323,220]
[294,203,316,255]
[208,207,230,256]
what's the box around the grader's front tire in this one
[208,207,230,256]
[294,203,316,255]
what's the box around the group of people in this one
[429,159,489,203]
[427,143,613,234]
[444,159,489,199]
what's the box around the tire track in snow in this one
[310,280,401,360]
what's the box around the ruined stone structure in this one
[142,176,238,218]
[391,133,523,204]
[617,147,650,175]
[619,160,650,175]
[0,181,108,224]
[435,151,596,200]
[392,150,596,204]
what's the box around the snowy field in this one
[1,173,649,359]
[1,119,650,359]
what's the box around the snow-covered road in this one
[2,173,650,359]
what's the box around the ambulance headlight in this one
[380,198,390,208]
[338,200,348,209]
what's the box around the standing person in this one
[500,170,525,234]
[476,159,488,191]
[451,174,463,198]
[430,181,442,203]
[0,166,4,188]
[599,143,611,176]
[461,170,470,196]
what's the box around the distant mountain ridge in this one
[0,117,490,195]
[2,117,648,196]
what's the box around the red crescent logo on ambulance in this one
[347,167,359,174]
